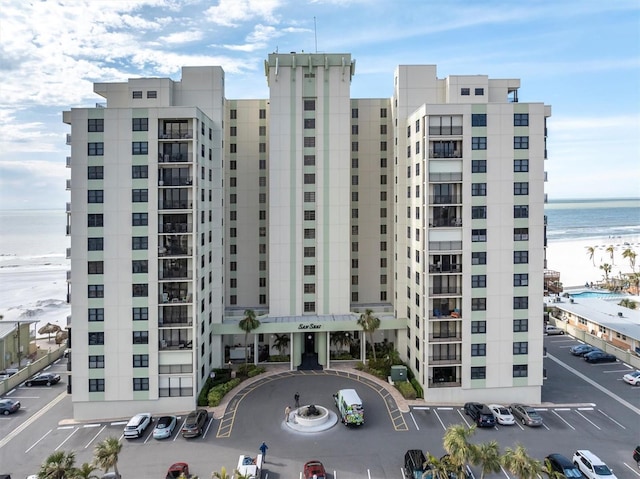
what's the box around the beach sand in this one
[546,235,639,288]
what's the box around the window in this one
[88,214,103,227]
[471,344,486,356]
[133,307,148,321]
[87,166,104,180]
[132,189,148,202]
[259,109,266,119]
[466,160,484,176]
[380,108,387,118]
[304,192,315,202]
[88,332,104,345]
[132,283,148,297]
[132,165,148,178]
[132,142,148,155]
[88,308,104,322]
[304,137,316,147]
[471,206,487,219]
[514,136,529,149]
[132,118,148,131]
[259,143,266,153]
[259,125,266,136]
[133,354,149,367]
[514,228,529,241]
[304,210,316,221]
[304,247,315,258]
[88,261,104,274]
[304,229,315,239]
[513,319,528,332]
[304,283,315,293]
[514,159,529,172]
[304,302,316,312]
[133,378,149,391]
[304,100,315,111]
[472,298,486,311]
[132,260,148,273]
[88,190,104,203]
[380,175,387,185]
[514,205,529,218]
[472,137,486,150]
[470,367,486,380]
[513,273,529,286]
[514,251,529,264]
[132,212,148,226]
[89,379,105,392]
[513,365,528,377]
[513,296,529,309]
[305,118,316,129]
[514,113,529,126]
[304,155,315,166]
[471,275,487,288]
[513,342,528,355]
[471,183,486,196]
[132,237,148,250]
[352,141,359,152]
[475,88,484,95]
[351,175,359,186]
[147,90,157,99]
[88,119,104,132]
[471,229,486,242]
[471,114,487,127]
[88,237,104,251]
[304,265,315,276]
[229,144,237,153]
[461,88,470,96]
[471,321,486,334]
[304,174,315,184]
[133,331,149,344]
[230,109,237,119]
[88,285,104,298]
[89,355,105,368]
[351,108,358,118]
[514,182,529,195]
[132,91,142,99]
[380,141,387,151]
[472,251,486,265]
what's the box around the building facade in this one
[64,52,550,420]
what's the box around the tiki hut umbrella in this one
[38,322,61,342]
[55,330,68,345]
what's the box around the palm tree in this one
[585,246,596,266]
[70,463,99,479]
[271,333,290,356]
[357,309,381,361]
[501,444,541,479]
[606,245,615,265]
[234,470,251,479]
[442,424,476,478]
[212,466,232,479]
[238,309,260,365]
[423,453,452,479]
[599,263,612,284]
[330,331,354,354]
[93,436,122,478]
[541,458,565,479]
[622,248,637,272]
[38,451,76,479]
[471,440,502,479]
[619,298,638,310]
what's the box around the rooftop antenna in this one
[314,16,318,53]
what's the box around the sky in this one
[0,0,639,210]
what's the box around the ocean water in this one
[544,198,640,241]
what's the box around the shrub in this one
[207,378,242,407]
[395,380,417,399]
[268,354,290,362]
[411,378,424,399]
[247,366,265,378]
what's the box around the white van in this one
[333,388,364,426]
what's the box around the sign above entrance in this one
[298,323,322,330]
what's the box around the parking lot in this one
[1,335,639,478]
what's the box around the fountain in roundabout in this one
[285,403,338,432]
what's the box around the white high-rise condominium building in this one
[64,52,550,420]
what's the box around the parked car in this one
[583,351,616,363]
[0,399,20,415]
[404,450,427,479]
[570,344,599,356]
[488,404,515,425]
[623,370,640,386]
[153,415,177,439]
[572,450,618,479]
[633,445,640,467]
[25,372,61,387]
[546,453,585,478]
[463,402,496,427]
[509,403,543,427]
[545,325,565,335]
[123,413,152,439]
[181,409,208,438]
[166,462,189,479]
[303,460,326,479]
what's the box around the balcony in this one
[159,222,192,233]
[66,134,72,145]
[158,241,192,257]
[158,177,193,187]
[66,248,71,259]
[430,195,461,205]
[428,379,461,388]
[159,328,193,351]
[429,355,461,365]
[159,315,193,328]
[158,200,193,210]
[428,241,462,251]
[66,179,71,190]
[66,156,71,168]
[159,264,192,280]
[429,141,462,158]
[159,292,192,304]
[429,218,462,228]
[159,338,193,351]
[429,264,462,274]
[66,202,71,213]
[158,129,193,140]
[429,333,462,342]
[66,270,71,281]
[430,286,462,296]
[429,172,462,182]
[429,126,463,136]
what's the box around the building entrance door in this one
[298,332,322,371]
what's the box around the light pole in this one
[15,322,22,368]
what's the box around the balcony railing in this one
[159,339,193,351]
[158,177,193,187]
[429,334,462,342]
[428,241,462,251]
[429,150,462,159]
[428,379,461,388]
[66,202,71,213]
[429,218,462,228]
[159,268,192,280]
[158,200,193,210]
[159,223,192,233]
[159,317,193,327]
[158,246,193,257]
[159,153,190,163]
[66,248,71,259]
[66,179,71,190]
[429,264,462,273]
[429,355,462,365]
[158,130,193,140]
[159,293,193,303]
[430,309,462,319]
[429,126,463,136]
[430,195,462,205]
[66,156,71,168]
[429,172,462,182]
[430,286,462,296]
[66,134,72,145]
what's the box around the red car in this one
[303,460,326,479]
[166,462,189,479]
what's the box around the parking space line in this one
[433,409,446,430]
[409,412,419,431]
[552,410,576,431]
[55,426,79,451]
[623,462,640,477]
[499,465,511,478]
[574,410,601,430]
[457,409,472,428]
[25,428,52,453]
[597,409,626,429]
[84,424,106,449]
[577,407,593,411]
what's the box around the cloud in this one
[204,0,283,27]
[162,30,204,44]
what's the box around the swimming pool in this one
[569,290,628,300]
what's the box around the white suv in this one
[572,450,617,479]
[123,413,152,439]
